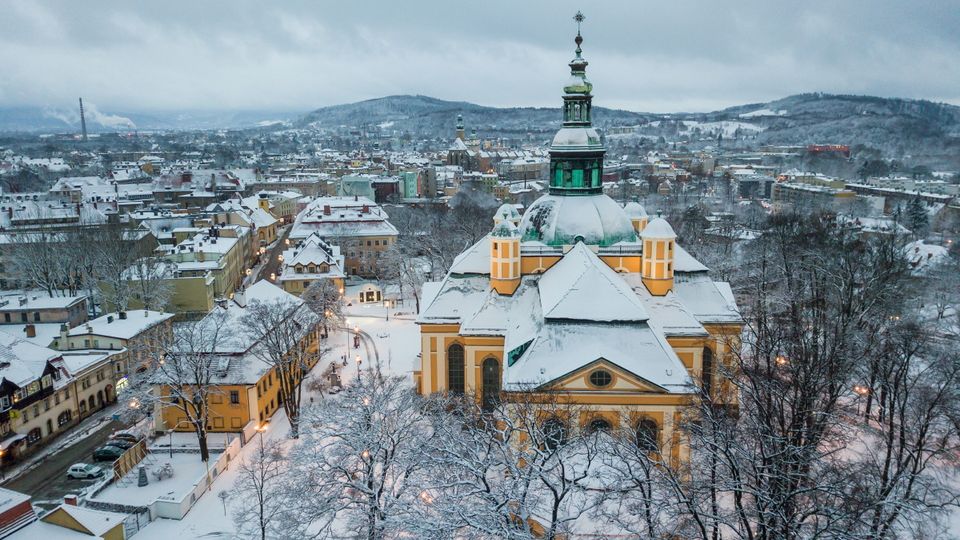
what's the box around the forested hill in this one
[299,93,960,167]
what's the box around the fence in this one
[151,437,241,520]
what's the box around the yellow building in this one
[166,226,247,300]
[155,280,321,433]
[415,30,742,463]
[10,503,129,540]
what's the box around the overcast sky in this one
[1,0,958,114]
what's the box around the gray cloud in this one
[0,0,957,113]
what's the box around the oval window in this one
[589,369,612,388]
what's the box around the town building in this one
[155,280,321,433]
[415,28,743,464]
[0,294,88,327]
[289,196,399,278]
[278,232,346,296]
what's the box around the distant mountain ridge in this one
[300,93,960,167]
[297,94,652,133]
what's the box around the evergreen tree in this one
[906,196,929,236]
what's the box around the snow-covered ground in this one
[128,295,424,538]
[91,451,221,507]
[738,108,788,118]
[905,239,949,274]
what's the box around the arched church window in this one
[481,357,500,411]
[542,417,566,450]
[702,347,714,398]
[636,418,659,452]
[447,344,464,394]
[588,417,611,433]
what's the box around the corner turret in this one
[493,204,521,227]
[640,217,676,296]
[490,216,521,295]
[624,201,649,233]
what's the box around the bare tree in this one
[92,224,145,312]
[232,436,291,540]
[848,320,960,539]
[417,395,603,540]
[302,279,344,338]
[147,309,230,462]
[4,230,68,296]
[125,255,173,311]
[241,297,321,439]
[279,375,429,539]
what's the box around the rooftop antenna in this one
[79,97,88,142]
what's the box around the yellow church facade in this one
[415,26,742,463]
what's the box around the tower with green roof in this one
[549,11,605,196]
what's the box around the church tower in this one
[641,217,676,296]
[548,11,604,196]
[490,215,521,295]
[455,114,465,141]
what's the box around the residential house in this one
[289,196,399,278]
[155,280,321,433]
[277,232,346,296]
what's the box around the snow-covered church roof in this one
[538,243,648,322]
[518,193,637,247]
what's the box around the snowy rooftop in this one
[0,294,85,311]
[59,350,124,376]
[504,321,693,392]
[68,310,174,340]
[519,194,637,247]
[0,330,59,387]
[538,243,649,323]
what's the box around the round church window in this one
[589,369,612,388]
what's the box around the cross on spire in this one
[573,11,585,51]
[574,11,585,34]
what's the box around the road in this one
[256,225,292,283]
[4,418,126,510]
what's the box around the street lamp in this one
[256,422,269,451]
[344,318,350,363]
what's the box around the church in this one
[415,21,742,463]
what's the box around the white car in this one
[67,463,104,479]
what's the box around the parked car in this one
[67,463,104,479]
[92,445,125,462]
[110,431,143,444]
[104,439,135,450]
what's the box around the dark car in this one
[92,445,125,462]
[104,439,135,450]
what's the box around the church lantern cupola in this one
[490,216,521,296]
[548,11,605,196]
[641,217,677,296]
